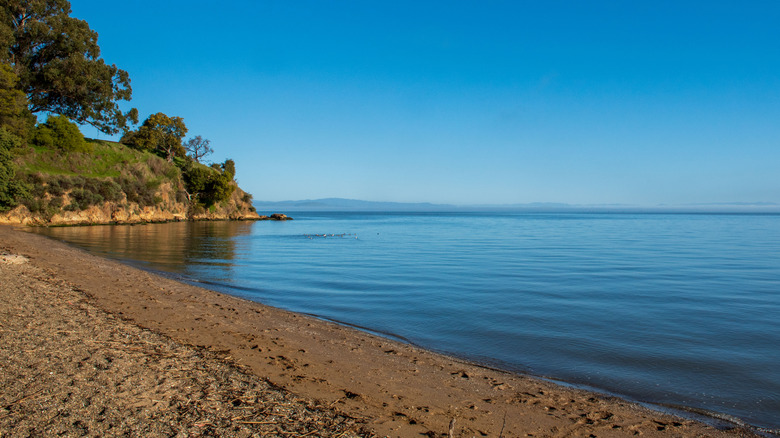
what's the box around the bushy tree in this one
[181,161,211,197]
[0,127,28,211]
[121,112,187,161]
[31,114,89,152]
[181,160,234,208]
[0,62,34,139]
[221,158,235,180]
[0,0,137,134]
[184,135,212,163]
[202,172,234,206]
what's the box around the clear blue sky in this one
[69,1,780,206]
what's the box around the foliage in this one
[181,160,211,195]
[9,137,182,216]
[121,112,187,161]
[31,114,90,152]
[184,135,212,163]
[4,107,251,217]
[0,0,137,134]
[116,175,158,206]
[68,186,103,210]
[0,62,34,139]
[221,158,235,180]
[181,160,234,208]
[201,172,234,206]
[0,127,28,210]
[16,171,161,213]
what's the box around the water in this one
[35,212,780,431]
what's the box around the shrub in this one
[163,163,179,180]
[96,180,123,202]
[29,182,46,198]
[47,179,64,196]
[222,159,235,180]
[70,188,104,210]
[57,176,74,190]
[22,197,44,213]
[48,196,64,209]
[70,175,86,188]
[146,155,167,176]
[182,162,212,195]
[119,176,158,207]
[31,115,91,153]
[0,129,30,211]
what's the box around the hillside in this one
[0,138,264,226]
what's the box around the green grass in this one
[18,139,157,178]
[13,139,187,213]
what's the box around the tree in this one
[221,158,235,179]
[121,112,187,161]
[0,62,33,139]
[0,0,138,134]
[0,127,28,211]
[181,160,235,207]
[202,172,234,206]
[184,135,213,163]
[31,113,88,152]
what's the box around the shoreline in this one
[0,212,293,228]
[0,225,765,437]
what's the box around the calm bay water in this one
[36,212,780,431]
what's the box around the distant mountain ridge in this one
[254,198,780,213]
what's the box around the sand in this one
[0,225,761,437]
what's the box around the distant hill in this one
[253,198,602,212]
[254,198,780,213]
[253,198,455,212]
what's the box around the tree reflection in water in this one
[35,221,255,276]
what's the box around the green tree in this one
[181,161,211,198]
[0,127,28,211]
[0,0,137,134]
[203,172,234,206]
[221,158,235,180]
[181,161,234,208]
[0,62,33,139]
[121,112,187,161]
[31,114,89,152]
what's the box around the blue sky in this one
[69,1,780,206]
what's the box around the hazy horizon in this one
[71,1,780,207]
[251,197,780,213]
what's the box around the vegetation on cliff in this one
[0,0,261,224]
[2,123,257,224]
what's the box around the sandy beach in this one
[0,225,761,437]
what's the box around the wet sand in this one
[0,225,761,437]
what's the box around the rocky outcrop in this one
[0,181,262,226]
[264,213,293,221]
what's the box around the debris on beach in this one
[0,252,28,264]
[0,259,375,438]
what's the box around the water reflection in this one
[35,221,255,274]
